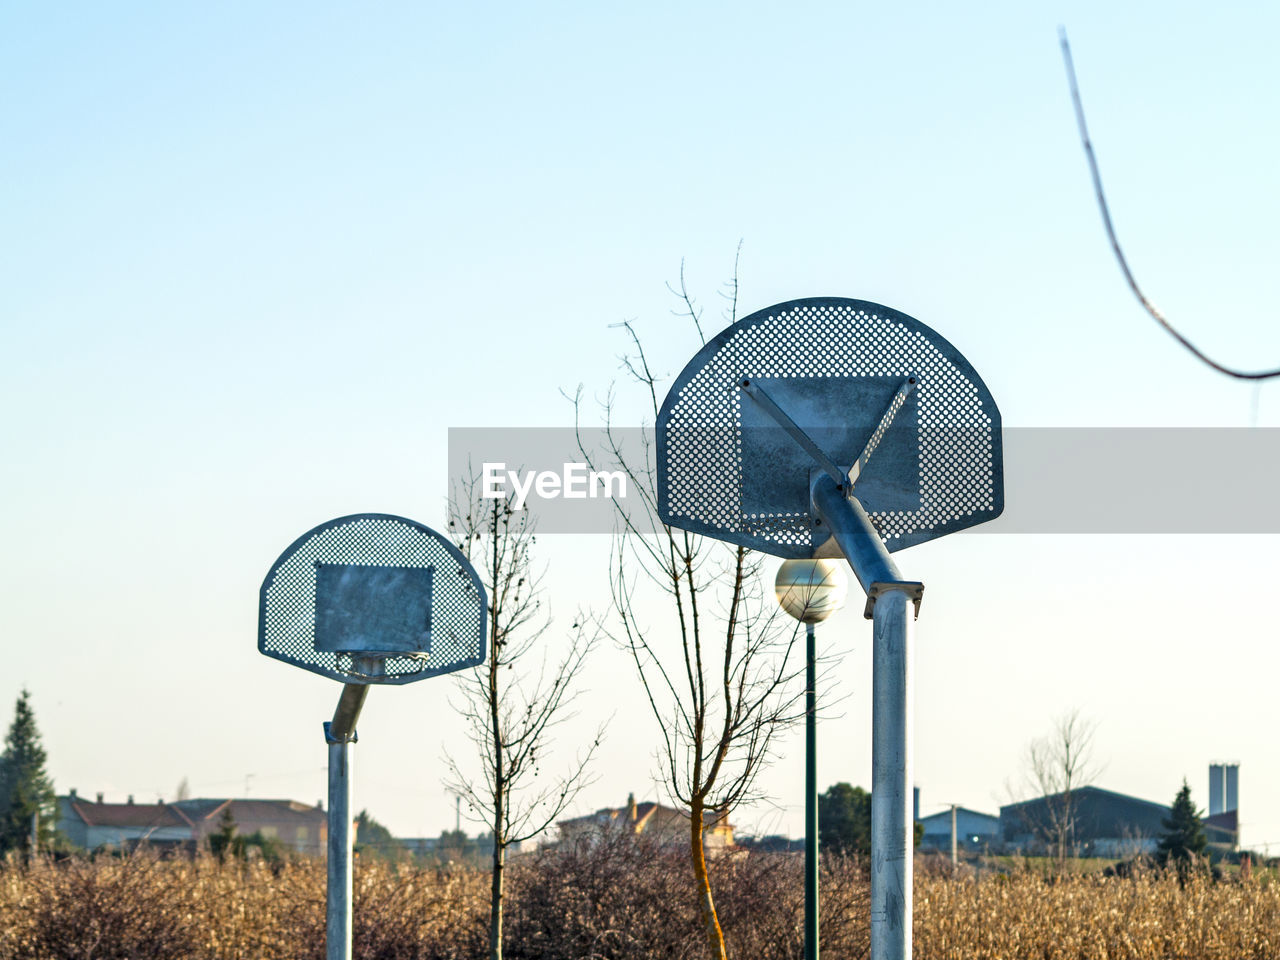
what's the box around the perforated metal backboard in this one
[259,514,487,685]
[658,297,1003,558]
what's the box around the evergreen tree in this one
[1158,779,1207,876]
[0,689,57,856]
[355,809,400,861]
[818,782,872,855]
[210,804,238,861]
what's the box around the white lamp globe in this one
[774,559,848,624]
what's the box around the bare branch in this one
[1060,27,1280,381]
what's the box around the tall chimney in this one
[96,792,104,804]
[1225,764,1239,813]
[627,792,637,822]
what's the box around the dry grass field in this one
[2,844,1278,959]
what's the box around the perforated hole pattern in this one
[259,515,486,685]
[661,300,999,555]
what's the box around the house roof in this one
[173,798,326,824]
[171,799,228,821]
[1000,785,1168,818]
[65,800,193,830]
[229,799,327,822]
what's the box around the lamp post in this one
[775,559,847,960]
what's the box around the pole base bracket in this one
[864,581,925,620]
[324,721,358,745]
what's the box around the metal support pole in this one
[805,620,819,960]
[870,588,913,960]
[325,683,368,960]
[810,474,917,960]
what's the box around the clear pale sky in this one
[3,2,1279,850]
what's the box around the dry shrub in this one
[503,836,870,960]
[713,847,806,960]
[505,831,701,958]
[4,852,199,959]
[712,848,870,959]
[349,862,488,960]
[261,858,490,960]
[813,853,872,958]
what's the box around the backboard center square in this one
[739,376,921,518]
[314,563,434,655]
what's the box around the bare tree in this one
[1017,709,1101,867]
[445,479,602,960]
[573,259,806,960]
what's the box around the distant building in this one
[56,791,328,855]
[736,834,803,854]
[397,833,504,860]
[918,806,1000,853]
[174,798,327,855]
[1002,786,1165,857]
[1000,785,1236,858]
[558,793,735,850]
[58,791,195,853]
[1203,809,1239,849]
[398,837,443,858]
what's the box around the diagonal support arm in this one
[849,377,916,486]
[810,474,923,619]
